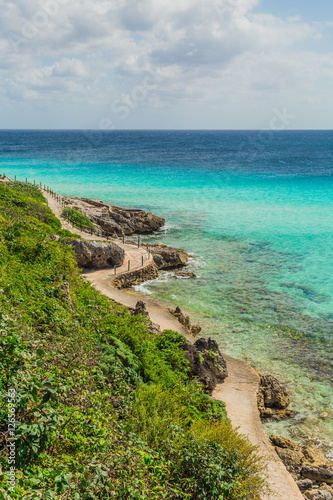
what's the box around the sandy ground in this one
[44,188,304,500]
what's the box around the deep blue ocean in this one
[1,130,332,453]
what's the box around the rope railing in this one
[41,185,152,274]
[3,176,153,274]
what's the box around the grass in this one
[62,207,95,231]
[0,181,268,499]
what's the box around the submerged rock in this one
[174,271,196,278]
[72,240,125,269]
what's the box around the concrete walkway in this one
[44,189,304,500]
[43,189,154,274]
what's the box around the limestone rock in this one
[130,301,149,317]
[0,176,11,183]
[275,447,304,475]
[320,485,333,495]
[129,301,160,334]
[296,479,313,491]
[319,485,333,496]
[301,446,333,469]
[72,240,125,269]
[60,282,74,312]
[258,374,290,409]
[270,435,299,450]
[112,262,159,289]
[178,337,228,393]
[168,306,201,336]
[147,322,161,335]
[65,197,165,235]
[271,435,333,486]
[302,467,333,484]
[257,374,291,420]
[304,490,332,500]
[150,244,190,270]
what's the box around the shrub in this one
[0,181,267,499]
[62,207,95,231]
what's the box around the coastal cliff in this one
[63,196,165,235]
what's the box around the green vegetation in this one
[0,181,267,499]
[62,207,95,231]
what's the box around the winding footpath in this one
[44,190,304,500]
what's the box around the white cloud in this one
[0,0,332,128]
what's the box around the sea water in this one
[1,130,332,454]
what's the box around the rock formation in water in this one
[72,240,125,269]
[257,374,296,420]
[270,435,333,499]
[64,197,165,235]
[150,243,190,269]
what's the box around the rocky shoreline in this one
[270,435,333,499]
[50,189,333,499]
[63,195,165,235]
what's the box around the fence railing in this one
[43,186,152,274]
[3,176,153,274]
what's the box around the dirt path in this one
[45,189,303,499]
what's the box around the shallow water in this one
[1,130,332,454]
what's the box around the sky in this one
[0,0,332,130]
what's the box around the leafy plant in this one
[0,181,267,499]
[62,207,95,231]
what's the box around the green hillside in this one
[0,181,266,499]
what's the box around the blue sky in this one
[254,0,333,21]
[0,0,332,129]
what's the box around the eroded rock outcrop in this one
[129,301,160,334]
[168,306,202,336]
[72,240,125,269]
[178,337,228,393]
[150,244,190,270]
[270,434,333,495]
[64,197,165,235]
[257,374,295,420]
[304,490,332,500]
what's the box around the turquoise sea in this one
[1,130,332,455]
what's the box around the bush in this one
[0,181,267,499]
[62,207,95,231]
